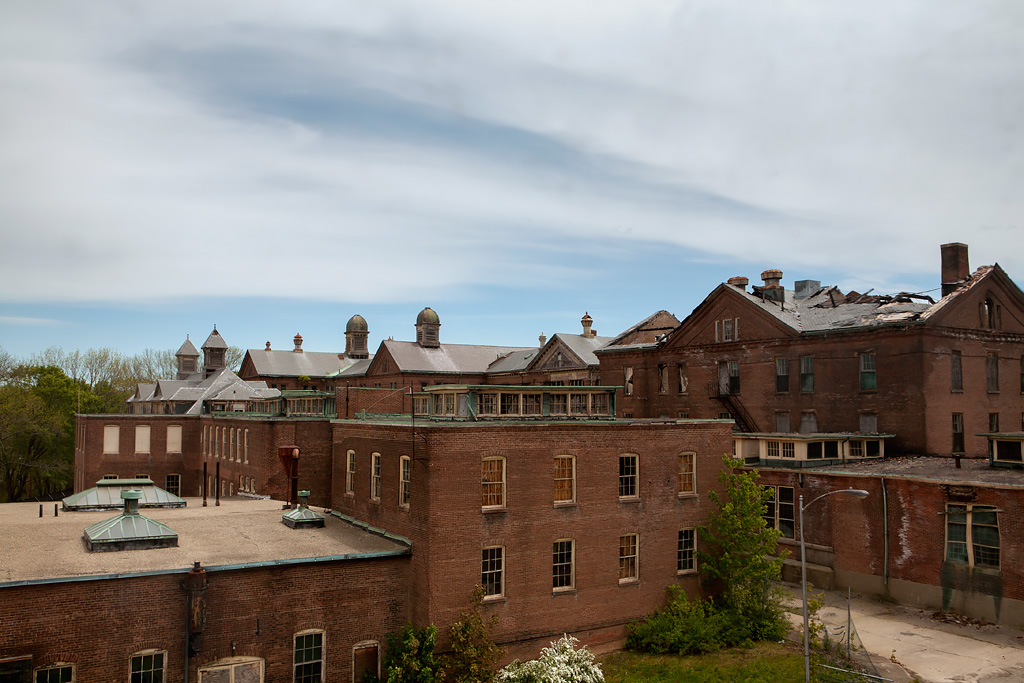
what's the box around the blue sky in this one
[1,2,1022,360]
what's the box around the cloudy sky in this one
[1,1,1022,359]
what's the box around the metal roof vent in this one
[63,478,187,511]
[282,490,325,529]
[83,489,179,552]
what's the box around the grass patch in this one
[601,642,804,683]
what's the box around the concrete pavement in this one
[781,583,1024,683]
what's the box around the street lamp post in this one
[800,487,870,683]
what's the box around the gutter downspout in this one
[881,477,889,588]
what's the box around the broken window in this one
[677,363,688,393]
[623,367,634,396]
[776,358,790,393]
[989,412,1000,433]
[952,412,965,453]
[800,356,814,392]
[951,351,963,392]
[658,364,668,394]
[946,504,999,568]
[859,352,877,391]
[763,486,795,539]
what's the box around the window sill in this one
[553,501,577,509]
[552,587,576,596]
[482,595,506,604]
[618,578,639,586]
[618,497,640,504]
[677,569,697,577]
[345,492,355,498]
[481,506,507,514]
[370,498,380,505]
[677,492,697,500]
[398,504,410,512]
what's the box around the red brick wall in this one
[329,419,733,653]
[0,555,409,682]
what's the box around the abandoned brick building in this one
[598,242,1024,458]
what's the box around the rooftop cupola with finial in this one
[581,312,596,337]
[175,335,200,379]
[345,314,370,359]
[293,333,304,353]
[201,325,228,378]
[416,307,441,348]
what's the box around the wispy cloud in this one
[0,1,1021,308]
[0,315,68,327]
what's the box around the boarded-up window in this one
[353,644,379,683]
[775,412,790,433]
[987,353,999,392]
[951,351,963,392]
[860,413,878,433]
[952,412,965,453]
[799,412,817,434]
[167,425,182,453]
[135,425,151,454]
[103,425,120,454]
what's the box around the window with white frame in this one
[399,455,411,508]
[618,454,638,499]
[523,394,542,415]
[677,528,696,573]
[763,485,795,539]
[554,455,575,504]
[618,533,638,582]
[197,657,264,682]
[294,630,324,683]
[229,429,235,461]
[678,452,695,495]
[352,642,379,683]
[482,457,505,509]
[135,425,151,454]
[166,425,182,454]
[482,546,504,598]
[130,649,165,683]
[103,425,120,454]
[34,662,74,683]
[244,429,249,463]
[946,504,999,569]
[346,450,356,494]
[371,453,381,501]
[552,539,574,590]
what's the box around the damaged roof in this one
[243,349,359,378]
[383,340,535,374]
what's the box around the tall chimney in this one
[581,312,594,337]
[941,243,970,297]
[727,276,749,292]
[760,269,785,303]
[538,332,547,346]
[293,333,304,353]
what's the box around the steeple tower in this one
[201,325,228,378]
[175,336,200,379]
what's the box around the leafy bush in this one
[625,587,729,655]
[439,587,504,683]
[497,635,604,683]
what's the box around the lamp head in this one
[847,488,870,498]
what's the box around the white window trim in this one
[399,455,411,508]
[553,455,576,506]
[618,533,639,584]
[166,424,183,454]
[294,629,326,683]
[103,425,120,454]
[130,649,167,683]
[678,452,696,496]
[370,452,381,502]
[618,453,639,500]
[552,538,575,592]
[352,641,380,683]
[482,545,505,600]
[677,528,697,575]
[482,457,506,511]
[346,450,356,495]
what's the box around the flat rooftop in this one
[779,455,1024,487]
[0,497,408,585]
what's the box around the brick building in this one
[10,357,734,681]
[749,452,1024,628]
[598,243,1024,457]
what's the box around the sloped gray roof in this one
[727,285,932,333]
[487,348,540,374]
[383,341,534,374]
[202,328,228,349]
[176,337,200,357]
[552,333,614,366]
[334,358,373,378]
[131,368,280,415]
[244,349,356,378]
[127,383,156,403]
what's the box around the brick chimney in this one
[941,242,970,297]
[293,333,303,353]
[760,269,785,303]
[539,332,547,346]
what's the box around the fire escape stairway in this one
[706,381,759,433]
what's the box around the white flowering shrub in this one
[496,635,604,683]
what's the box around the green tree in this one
[698,456,789,642]
[440,588,504,683]
[380,623,440,683]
